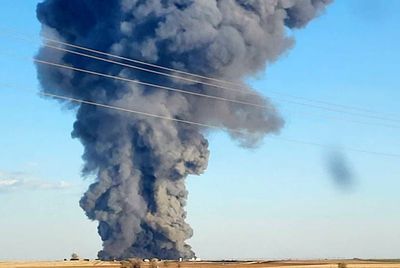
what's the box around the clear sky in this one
[0,0,399,261]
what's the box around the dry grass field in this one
[1,260,400,268]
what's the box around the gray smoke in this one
[36,0,333,260]
[326,150,355,189]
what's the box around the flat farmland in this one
[1,260,400,268]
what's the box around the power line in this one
[0,28,398,120]
[37,38,400,120]
[282,108,400,130]
[33,57,400,125]
[3,49,400,128]
[1,83,399,159]
[2,50,400,129]
[34,35,397,115]
[43,42,249,95]
[41,42,400,124]
[33,58,271,110]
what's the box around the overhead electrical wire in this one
[1,29,399,157]
[0,28,398,121]
[281,109,400,129]
[32,35,400,117]
[39,42,400,124]
[1,50,400,129]
[33,58,400,124]
[1,82,399,159]
[33,58,271,109]
[3,49,399,126]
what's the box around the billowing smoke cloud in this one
[326,150,355,189]
[36,0,332,260]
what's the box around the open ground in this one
[1,260,400,268]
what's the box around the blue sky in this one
[0,0,399,261]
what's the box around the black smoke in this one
[36,0,333,260]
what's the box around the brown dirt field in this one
[1,260,400,268]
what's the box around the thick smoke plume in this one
[36,0,332,260]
